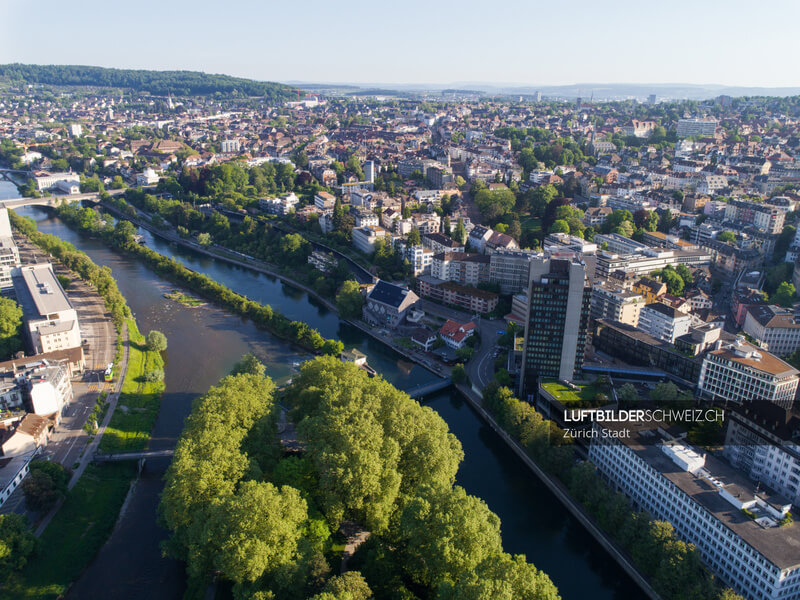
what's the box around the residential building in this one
[633,278,667,304]
[438,319,476,350]
[352,226,388,255]
[221,139,240,153]
[430,252,490,286]
[698,339,799,409]
[589,421,800,600]
[136,168,160,186]
[259,192,299,216]
[362,280,419,329]
[637,302,692,343]
[406,245,434,276]
[590,281,643,327]
[0,209,20,290]
[622,119,656,138]
[416,276,498,314]
[467,225,493,253]
[411,328,437,351]
[422,232,464,255]
[489,248,538,294]
[743,305,800,357]
[520,257,592,396]
[314,191,336,210]
[676,118,718,137]
[13,264,81,355]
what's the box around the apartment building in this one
[0,209,20,290]
[698,339,799,409]
[595,249,712,279]
[676,118,718,138]
[405,245,434,276]
[352,226,388,255]
[743,305,800,357]
[422,232,464,255]
[13,264,81,355]
[590,281,643,327]
[430,252,490,286]
[416,276,498,314]
[725,402,800,510]
[489,248,538,294]
[590,422,800,600]
[314,191,336,210]
[362,280,419,329]
[259,192,298,216]
[637,302,692,343]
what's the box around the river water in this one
[5,187,639,600]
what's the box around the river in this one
[6,188,640,600]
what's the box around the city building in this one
[489,248,538,294]
[590,281,643,327]
[430,252,490,286]
[32,170,80,191]
[589,421,800,600]
[352,226,388,255]
[698,339,799,409]
[362,280,419,329]
[637,302,692,343]
[221,139,240,153]
[438,319,476,350]
[422,232,464,255]
[314,191,336,210]
[259,192,299,216]
[743,305,800,357]
[405,245,434,276]
[676,118,718,137]
[0,209,20,290]
[13,264,81,355]
[520,257,592,396]
[416,276,498,314]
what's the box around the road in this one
[417,299,504,390]
[1,236,118,516]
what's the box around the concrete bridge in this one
[406,378,452,399]
[92,449,175,463]
[0,188,126,210]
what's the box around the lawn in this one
[4,463,136,600]
[99,319,166,453]
[540,379,608,407]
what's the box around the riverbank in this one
[454,382,661,600]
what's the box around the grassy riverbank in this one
[4,463,137,600]
[164,290,204,307]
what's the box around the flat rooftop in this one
[601,420,800,570]
[13,264,74,318]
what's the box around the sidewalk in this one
[34,323,130,538]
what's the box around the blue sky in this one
[1,0,797,87]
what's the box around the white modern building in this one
[0,209,20,290]
[352,226,388,255]
[221,139,241,153]
[676,118,718,138]
[590,422,800,600]
[32,171,80,191]
[743,305,800,357]
[405,245,434,276]
[259,192,299,216]
[637,302,692,343]
[698,339,799,409]
[13,264,82,355]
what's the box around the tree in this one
[22,460,70,511]
[112,219,137,247]
[319,572,372,600]
[407,227,421,247]
[438,552,560,600]
[717,230,736,244]
[0,514,37,579]
[396,484,502,587]
[650,382,679,404]
[451,364,467,384]
[336,280,365,319]
[453,218,467,244]
[775,225,797,260]
[617,383,639,405]
[772,282,796,308]
[659,267,684,296]
[197,232,212,246]
[146,330,168,352]
[231,353,266,377]
[549,219,570,234]
[657,209,674,233]
[0,296,23,359]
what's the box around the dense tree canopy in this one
[0,296,23,359]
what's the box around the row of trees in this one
[479,381,743,600]
[161,356,560,600]
[54,205,343,356]
[10,211,132,328]
[0,296,23,359]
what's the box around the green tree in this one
[438,552,560,600]
[197,232,212,246]
[659,267,684,295]
[0,514,37,579]
[319,572,372,600]
[650,382,679,404]
[231,353,267,377]
[549,219,570,234]
[617,383,639,405]
[0,296,23,359]
[336,280,365,319]
[772,282,796,308]
[453,218,467,244]
[657,209,674,233]
[395,484,502,587]
[717,230,736,244]
[451,364,467,384]
[407,227,421,247]
[21,460,71,511]
[145,330,168,352]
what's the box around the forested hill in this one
[0,64,297,100]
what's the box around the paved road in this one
[7,237,116,494]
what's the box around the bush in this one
[145,330,168,352]
[143,368,164,382]
[22,460,71,512]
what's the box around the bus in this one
[104,363,114,382]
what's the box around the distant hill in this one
[0,64,297,100]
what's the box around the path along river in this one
[4,187,640,600]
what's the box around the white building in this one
[13,264,82,355]
[314,191,336,211]
[68,123,83,138]
[637,302,692,343]
[364,160,375,183]
[0,209,20,290]
[259,192,299,216]
[590,281,643,327]
[406,245,434,276]
[221,139,241,153]
[590,422,800,600]
[32,171,80,191]
[676,118,718,138]
[743,305,800,357]
[136,168,160,186]
[698,339,799,409]
[352,226,388,255]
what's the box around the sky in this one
[1,0,798,88]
